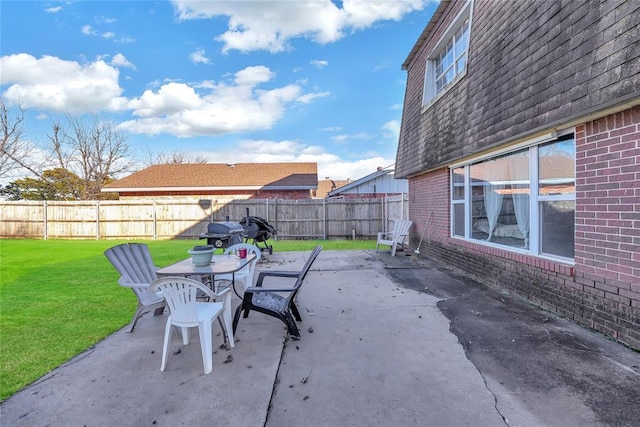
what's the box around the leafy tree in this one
[0,182,23,201]
[7,168,120,201]
[11,168,82,200]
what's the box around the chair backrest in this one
[150,277,212,326]
[104,243,159,304]
[286,245,322,302]
[393,220,412,242]
[223,243,262,288]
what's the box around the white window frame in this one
[449,131,576,263]
[423,0,473,108]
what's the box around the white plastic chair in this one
[376,219,413,256]
[219,243,262,291]
[150,277,233,374]
[104,243,166,332]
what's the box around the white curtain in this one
[512,185,530,248]
[483,183,504,241]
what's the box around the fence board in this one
[0,195,408,240]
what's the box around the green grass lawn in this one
[0,238,376,401]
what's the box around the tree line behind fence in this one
[0,195,409,240]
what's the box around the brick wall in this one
[409,170,450,242]
[409,107,640,349]
[574,106,640,346]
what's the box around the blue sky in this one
[1,0,436,183]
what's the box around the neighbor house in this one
[311,179,351,199]
[326,165,408,198]
[397,0,640,348]
[102,162,318,200]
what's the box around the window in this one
[423,2,472,106]
[434,19,469,94]
[450,134,575,260]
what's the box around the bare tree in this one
[48,114,133,199]
[0,97,41,180]
[142,148,208,166]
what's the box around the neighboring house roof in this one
[312,179,351,199]
[102,162,318,192]
[327,165,406,197]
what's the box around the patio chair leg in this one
[282,310,301,340]
[290,301,302,321]
[232,306,242,333]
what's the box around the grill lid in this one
[207,221,244,235]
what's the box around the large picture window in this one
[451,134,575,260]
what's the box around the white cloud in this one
[310,60,328,69]
[115,36,136,44]
[111,53,135,69]
[234,65,273,86]
[97,16,117,24]
[102,32,116,39]
[297,91,330,104]
[188,139,393,180]
[119,65,325,137]
[382,119,400,139]
[0,54,126,113]
[45,6,62,13]
[189,48,210,64]
[331,132,371,142]
[171,0,427,53]
[81,25,96,35]
[0,54,325,136]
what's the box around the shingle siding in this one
[397,0,640,178]
[400,0,640,349]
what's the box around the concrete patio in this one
[1,249,639,426]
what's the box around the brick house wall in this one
[411,106,640,349]
[574,107,640,345]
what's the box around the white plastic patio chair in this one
[376,219,413,256]
[104,243,166,332]
[150,277,233,374]
[219,243,262,291]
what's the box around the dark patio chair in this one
[233,245,322,340]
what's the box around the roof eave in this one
[102,185,317,193]
[401,0,451,70]
[327,170,394,196]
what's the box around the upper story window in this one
[423,1,472,106]
[434,18,470,94]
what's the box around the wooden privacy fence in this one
[0,194,409,240]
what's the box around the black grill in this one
[199,220,244,249]
[239,209,277,254]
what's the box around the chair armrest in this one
[255,270,300,287]
[117,279,150,290]
[199,283,231,301]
